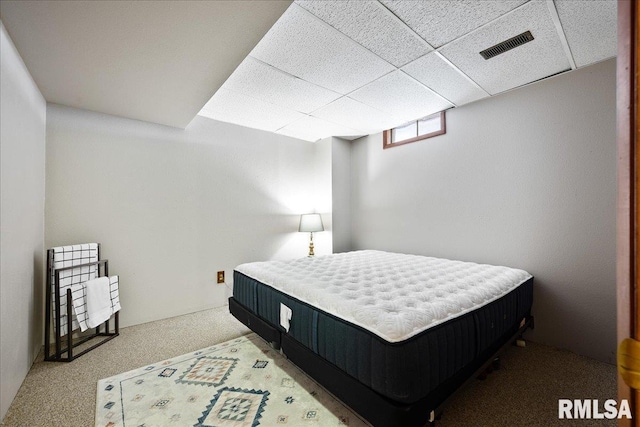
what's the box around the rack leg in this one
[54,278,61,359]
[66,289,73,361]
[44,260,52,360]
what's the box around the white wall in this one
[46,105,332,328]
[312,137,333,255]
[0,22,47,421]
[350,59,617,363]
[331,137,352,253]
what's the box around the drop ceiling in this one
[200,0,617,142]
[0,1,616,141]
[0,1,292,128]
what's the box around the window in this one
[383,111,446,149]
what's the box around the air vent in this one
[479,31,534,60]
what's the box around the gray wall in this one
[350,59,617,363]
[46,105,332,328]
[331,137,352,253]
[0,22,46,421]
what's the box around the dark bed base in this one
[229,297,533,427]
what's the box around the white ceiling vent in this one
[479,30,534,60]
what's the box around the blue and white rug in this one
[95,333,369,426]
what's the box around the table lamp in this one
[299,213,324,256]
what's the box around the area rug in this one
[95,333,369,426]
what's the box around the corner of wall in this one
[0,21,47,422]
[331,137,353,253]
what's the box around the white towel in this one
[51,243,99,335]
[86,277,112,328]
[280,303,293,333]
[69,275,121,332]
[69,283,90,332]
[109,276,121,314]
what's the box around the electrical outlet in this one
[217,271,225,284]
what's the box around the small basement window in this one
[383,111,446,149]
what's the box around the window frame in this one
[382,111,446,149]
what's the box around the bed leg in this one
[478,356,501,379]
[530,315,535,330]
[492,356,501,370]
[426,410,442,426]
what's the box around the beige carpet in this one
[1,305,617,426]
[437,342,617,427]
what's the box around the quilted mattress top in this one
[235,250,532,343]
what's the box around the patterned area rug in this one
[95,333,368,426]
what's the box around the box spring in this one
[232,271,533,405]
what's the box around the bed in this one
[229,250,533,426]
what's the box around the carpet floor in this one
[1,305,617,427]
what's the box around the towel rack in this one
[44,243,119,362]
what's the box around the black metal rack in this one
[44,243,119,362]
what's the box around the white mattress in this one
[235,250,532,343]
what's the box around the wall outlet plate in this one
[217,271,225,284]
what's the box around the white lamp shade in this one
[299,213,324,232]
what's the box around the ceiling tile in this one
[402,52,489,106]
[439,1,571,95]
[249,3,396,94]
[380,0,528,48]
[312,96,402,134]
[198,88,305,132]
[223,56,341,114]
[349,70,453,123]
[296,0,431,67]
[277,115,365,142]
[555,0,617,68]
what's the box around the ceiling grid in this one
[0,0,617,141]
[200,0,616,141]
[546,0,578,70]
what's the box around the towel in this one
[109,276,121,314]
[51,243,99,335]
[69,283,90,332]
[280,303,293,333]
[86,277,112,328]
[70,275,121,332]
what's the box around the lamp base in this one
[308,232,315,257]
